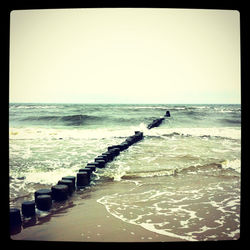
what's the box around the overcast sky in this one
[9,8,240,104]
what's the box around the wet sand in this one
[11,181,183,242]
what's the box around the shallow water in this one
[97,173,240,241]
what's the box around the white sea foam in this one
[9,123,241,142]
[97,172,240,241]
[11,105,60,109]
[9,127,136,140]
[139,222,196,241]
[97,188,201,241]
[24,168,77,185]
[221,159,241,174]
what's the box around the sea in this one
[9,103,241,241]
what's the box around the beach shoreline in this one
[11,181,183,242]
[10,173,240,242]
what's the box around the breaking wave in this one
[21,114,101,126]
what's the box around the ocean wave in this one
[219,118,241,125]
[9,125,241,141]
[213,107,241,113]
[15,113,147,127]
[180,160,240,175]
[9,104,62,110]
[115,161,240,180]
[9,127,139,140]
[96,159,240,183]
[141,127,241,140]
[21,114,101,126]
[126,106,168,110]
[61,114,100,125]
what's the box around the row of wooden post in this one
[10,111,170,231]
[10,131,144,230]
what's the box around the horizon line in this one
[9,102,241,105]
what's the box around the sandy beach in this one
[10,172,240,242]
[10,180,183,242]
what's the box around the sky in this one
[9,8,240,104]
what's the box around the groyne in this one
[10,111,170,232]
